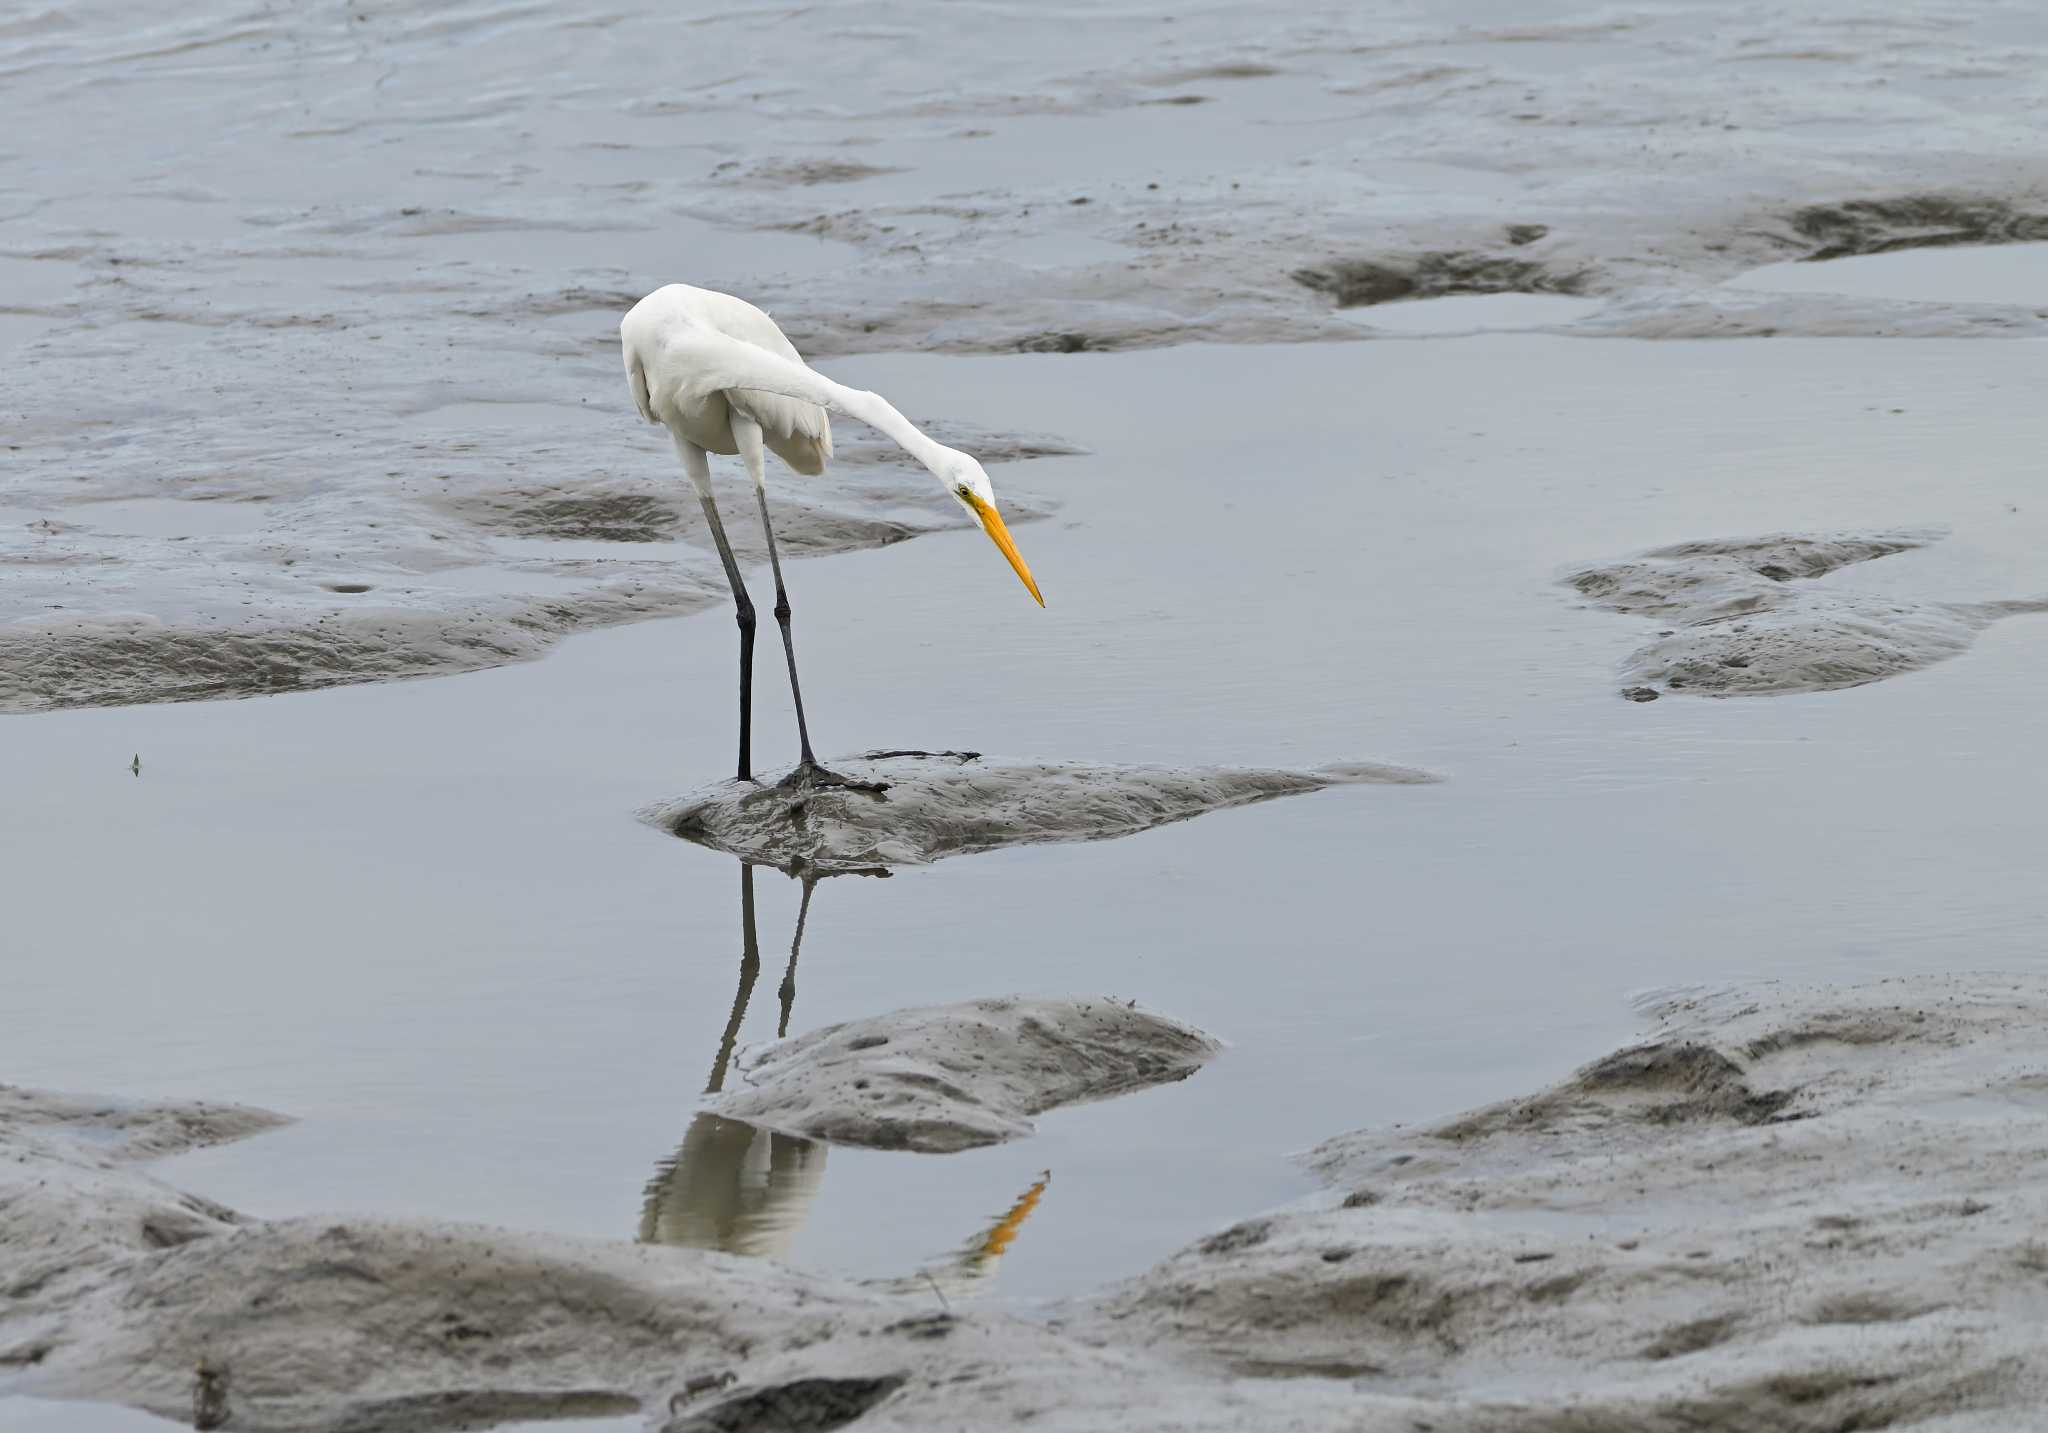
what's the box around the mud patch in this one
[0,1078,1356,1432]
[16,977,2048,1431]
[0,593,694,714]
[1093,975,2048,1426]
[1788,195,2048,263]
[330,1389,641,1432]
[665,1374,904,1432]
[1430,1039,1794,1142]
[708,996,1221,1153]
[1640,1312,1742,1360]
[1565,531,2048,698]
[0,1085,290,1163]
[0,438,1060,711]
[1805,1291,1938,1327]
[715,159,905,189]
[1292,251,1587,309]
[643,753,1438,873]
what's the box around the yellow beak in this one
[964,492,1044,607]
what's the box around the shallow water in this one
[1729,241,2048,307]
[7,334,2048,1340]
[1347,291,1602,335]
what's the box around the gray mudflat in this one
[0,444,1061,714]
[643,752,1438,872]
[19,975,2048,1431]
[1089,974,2048,1428]
[16,5,2048,721]
[0,1087,288,1349]
[709,996,1222,1153]
[1566,531,2048,697]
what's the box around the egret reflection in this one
[867,1169,1051,1303]
[640,1110,825,1260]
[701,862,816,1095]
[640,860,1051,1295]
[643,862,828,1259]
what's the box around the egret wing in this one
[666,331,929,461]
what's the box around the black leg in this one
[771,563,816,769]
[681,438,758,783]
[777,873,816,1038]
[735,587,756,784]
[735,420,888,796]
[704,862,761,1096]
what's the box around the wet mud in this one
[645,752,1438,873]
[1091,973,2048,1428]
[1566,532,2048,697]
[0,461,1058,714]
[12,3,2048,717]
[707,996,1221,1153]
[16,973,2048,1430]
[1292,252,1587,310]
[1788,196,2048,263]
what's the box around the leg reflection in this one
[704,862,762,1097]
[650,861,1047,1289]
[654,860,827,1259]
[777,874,816,1039]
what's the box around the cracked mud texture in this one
[16,975,2048,1430]
[708,996,1222,1153]
[1565,531,2048,697]
[642,752,1440,873]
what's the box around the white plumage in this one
[623,284,832,475]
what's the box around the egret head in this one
[936,447,1043,607]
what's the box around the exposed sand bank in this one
[644,753,1438,872]
[707,996,1221,1153]
[1565,532,2048,698]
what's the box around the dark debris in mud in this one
[664,1374,906,1433]
[329,1389,642,1433]
[478,488,686,542]
[1789,194,2048,262]
[1291,250,1588,308]
[1015,330,1103,353]
[1431,1039,1794,1142]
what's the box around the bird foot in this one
[778,761,890,795]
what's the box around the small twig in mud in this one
[860,749,982,762]
[668,1370,737,1413]
[921,1269,951,1312]
[130,753,140,777]
[729,1044,771,1089]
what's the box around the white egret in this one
[620,283,1042,789]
